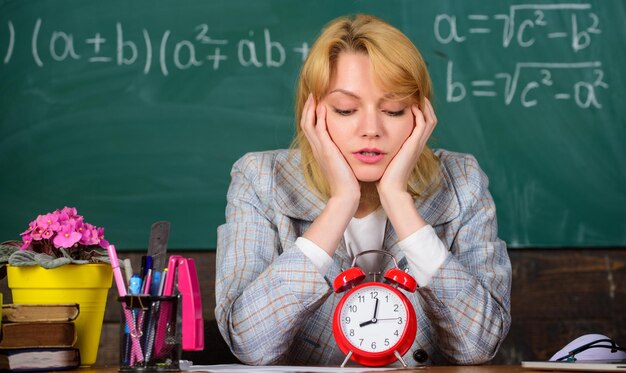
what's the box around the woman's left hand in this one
[376,98,437,239]
[377,97,437,196]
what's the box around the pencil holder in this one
[118,295,181,372]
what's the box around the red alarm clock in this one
[333,250,418,367]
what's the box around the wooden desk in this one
[68,366,532,372]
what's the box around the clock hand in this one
[360,299,381,327]
[373,298,379,320]
[377,317,402,321]
[359,319,375,327]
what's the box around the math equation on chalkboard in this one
[1,2,609,110]
[434,3,607,109]
[1,20,309,75]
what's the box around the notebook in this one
[522,360,626,371]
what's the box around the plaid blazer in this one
[216,149,511,366]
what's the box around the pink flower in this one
[41,229,54,239]
[97,227,109,248]
[79,224,99,246]
[36,213,60,231]
[21,222,36,236]
[56,212,70,225]
[58,206,78,218]
[31,227,44,241]
[20,235,32,250]
[74,219,84,234]
[52,226,82,248]
[19,206,109,262]
[35,214,46,227]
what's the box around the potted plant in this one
[0,206,114,366]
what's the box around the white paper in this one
[181,363,400,372]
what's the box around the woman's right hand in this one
[300,94,360,256]
[300,94,360,204]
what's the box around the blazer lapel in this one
[382,219,406,271]
[273,151,326,221]
[415,163,460,227]
[326,238,353,286]
[272,151,353,279]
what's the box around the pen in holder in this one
[118,295,181,372]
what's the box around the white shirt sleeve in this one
[295,237,333,276]
[398,225,449,287]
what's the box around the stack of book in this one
[0,303,81,372]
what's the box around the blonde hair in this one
[291,14,441,199]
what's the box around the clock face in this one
[338,284,409,353]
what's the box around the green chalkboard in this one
[1,0,624,249]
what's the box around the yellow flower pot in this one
[7,264,112,366]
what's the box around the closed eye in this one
[383,109,406,117]
[333,107,356,116]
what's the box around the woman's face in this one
[321,52,414,183]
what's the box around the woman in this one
[216,14,511,366]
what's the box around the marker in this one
[129,275,142,296]
[128,274,144,365]
[144,268,168,362]
[107,245,127,297]
[142,269,152,295]
[144,256,153,276]
[158,268,168,296]
[151,271,161,296]
[107,245,133,365]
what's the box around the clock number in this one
[349,305,358,313]
[359,339,364,346]
[398,317,403,324]
[385,295,389,302]
[370,291,378,299]
[394,304,399,312]
[371,342,377,350]
[384,338,390,346]
[344,316,351,324]
[358,295,365,303]
[394,330,399,336]
[349,329,355,336]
